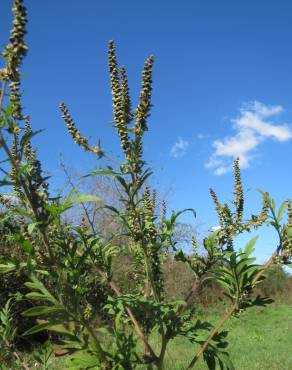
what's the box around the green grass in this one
[24,304,292,370]
[147,304,292,369]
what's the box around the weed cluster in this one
[0,1,291,369]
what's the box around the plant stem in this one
[0,80,54,262]
[4,340,31,370]
[12,350,31,370]
[96,267,158,363]
[84,321,108,364]
[0,80,7,110]
[157,326,168,370]
[186,241,283,369]
[252,242,282,284]
[186,302,237,369]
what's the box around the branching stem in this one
[186,240,283,369]
[96,267,158,363]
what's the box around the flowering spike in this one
[120,65,132,124]
[135,55,154,132]
[210,188,224,226]
[108,41,131,160]
[233,158,244,224]
[151,189,157,214]
[160,199,167,226]
[59,103,104,157]
[23,115,32,160]
[59,103,90,151]
[246,192,269,229]
[3,0,28,120]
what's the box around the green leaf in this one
[24,318,75,337]
[277,201,287,223]
[66,349,100,370]
[0,262,17,274]
[213,277,232,291]
[25,292,49,301]
[252,296,274,307]
[82,169,121,177]
[170,208,196,227]
[216,352,235,370]
[115,175,129,193]
[19,129,44,153]
[24,322,61,336]
[236,258,256,275]
[28,222,41,235]
[0,179,13,187]
[244,236,258,256]
[24,275,58,304]
[0,261,27,274]
[23,306,67,317]
[21,239,34,254]
[47,322,76,336]
[71,194,101,204]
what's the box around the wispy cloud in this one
[197,133,208,140]
[206,101,292,175]
[170,137,189,158]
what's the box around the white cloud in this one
[170,137,189,158]
[242,101,284,118]
[206,101,292,175]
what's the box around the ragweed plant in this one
[0,298,17,363]
[0,298,30,370]
[0,1,291,370]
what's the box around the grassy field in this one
[152,304,292,370]
[23,304,292,370]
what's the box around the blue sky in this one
[1,0,292,262]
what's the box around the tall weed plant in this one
[0,1,291,369]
